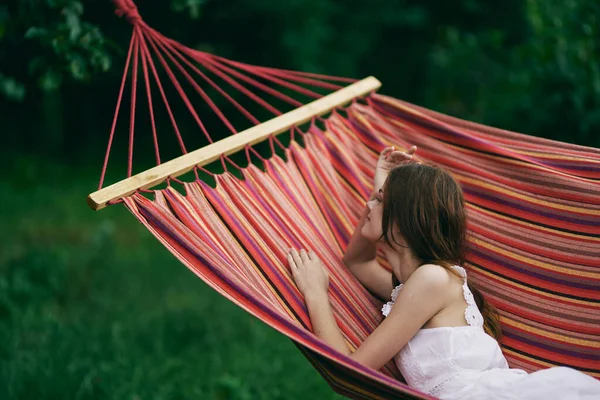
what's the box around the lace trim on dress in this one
[451,265,484,328]
[382,284,403,317]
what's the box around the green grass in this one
[0,155,344,399]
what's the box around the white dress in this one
[381,266,600,400]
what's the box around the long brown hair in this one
[382,163,502,339]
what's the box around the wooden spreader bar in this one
[87,76,381,210]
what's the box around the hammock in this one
[90,2,600,399]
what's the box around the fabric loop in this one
[114,0,142,24]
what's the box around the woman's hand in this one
[373,145,417,193]
[288,248,330,299]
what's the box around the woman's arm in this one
[350,264,450,370]
[342,146,417,301]
[341,197,394,301]
[305,291,351,356]
[290,251,450,370]
[289,248,351,355]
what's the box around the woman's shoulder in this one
[406,264,453,289]
[405,264,463,297]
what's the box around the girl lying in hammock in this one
[287,146,600,400]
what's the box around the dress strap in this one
[450,265,467,278]
[451,265,484,328]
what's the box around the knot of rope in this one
[114,0,142,24]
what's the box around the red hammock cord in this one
[99,0,358,191]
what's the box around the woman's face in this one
[361,189,384,241]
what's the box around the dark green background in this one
[1,1,598,399]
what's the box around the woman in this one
[287,146,600,399]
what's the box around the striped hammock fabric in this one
[121,94,600,399]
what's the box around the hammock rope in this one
[101,0,359,191]
[91,1,600,399]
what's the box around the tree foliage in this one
[426,0,600,143]
[1,1,112,98]
[1,0,598,154]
